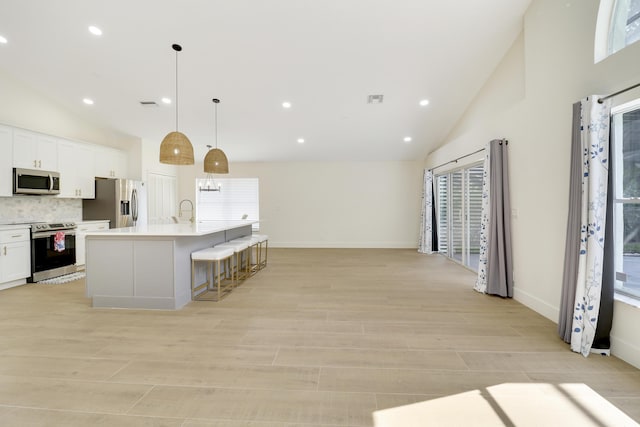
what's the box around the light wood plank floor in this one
[0,248,639,426]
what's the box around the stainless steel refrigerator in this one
[82,179,147,228]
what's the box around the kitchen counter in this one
[77,219,110,225]
[84,220,253,237]
[84,220,255,309]
[0,224,32,231]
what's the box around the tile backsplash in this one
[0,197,82,222]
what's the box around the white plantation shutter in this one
[451,171,464,263]
[434,162,484,270]
[196,178,259,230]
[467,166,484,252]
[437,175,449,255]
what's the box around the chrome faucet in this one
[178,199,195,223]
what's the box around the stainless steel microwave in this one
[13,168,60,195]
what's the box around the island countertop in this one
[84,220,256,237]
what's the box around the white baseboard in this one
[611,335,640,369]
[513,287,559,323]
[0,278,27,291]
[269,241,418,249]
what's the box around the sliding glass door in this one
[435,163,483,270]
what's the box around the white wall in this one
[0,67,139,150]
[140,138,178,181]
[426,0,640,368]
[178,160,423,248]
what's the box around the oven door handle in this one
[32,230,76,239]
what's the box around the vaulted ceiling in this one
[0,0,531,162]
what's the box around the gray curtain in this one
[558,102,582,343]
[474,139,513,296]
[558,97,613,355]
[486,139,514,297]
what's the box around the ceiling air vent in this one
[367,94,384,104]
[139,101,159,107]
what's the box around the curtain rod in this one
[428,147,485,172]
[598,82,640,104]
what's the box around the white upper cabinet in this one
[94,146,127,179]
[0,125,13,197]
[57,140,96,199]
[4,126,128,191]
[13,129,58,171]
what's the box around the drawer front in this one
[78,222,109,233]
[0,229,30,243]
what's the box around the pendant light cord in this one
[214,101,218,149]
[212,98,220,149]
[175,48,179,132]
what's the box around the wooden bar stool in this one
[191,246,235,301]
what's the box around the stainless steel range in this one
[29,221,77,282]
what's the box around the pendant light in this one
[204,98,229,174]
[159,44,194,165]
[199,145,223,192]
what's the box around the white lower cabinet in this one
[76,221,109,267]
[0,228,31,288]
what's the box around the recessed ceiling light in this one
[0,35,7,44]
[88,26,102,36]
[419,99,430,107]
[403,137,412,143]
[297,138,305,144]
[161,97,171,104]
[83,98,94,105]
[282,101,292,109]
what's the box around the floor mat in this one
[37,271,86,284]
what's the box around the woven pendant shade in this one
[204,147,229,173]
[203,98,229,174]
[159,43,194,165]
[159,131,194,165]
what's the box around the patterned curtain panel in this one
[474,139,513,297]
[418,169,434,254]
[475,145,491,293]
[570,96,612,357]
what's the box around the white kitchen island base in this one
[85,221,253,309]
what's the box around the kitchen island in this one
[84,220,254,309]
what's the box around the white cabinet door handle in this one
[3,246,6,256]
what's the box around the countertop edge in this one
[84,220,256,237]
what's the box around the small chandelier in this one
[199,145,222,192]
[159,44,194,165]
[203,98,229,174]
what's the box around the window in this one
[610,0,640,55]
[612,99,640,299]
[596,0,640,61]
[196,178,260,230]
[435,163,483,271]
